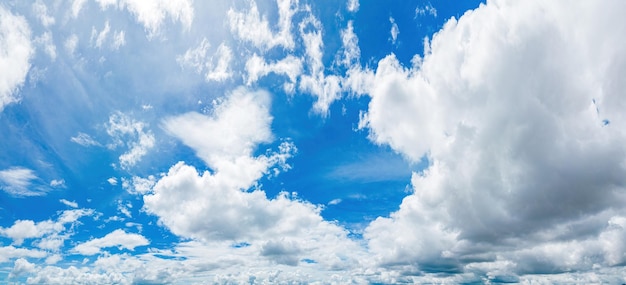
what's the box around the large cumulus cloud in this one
[358,0,626,281]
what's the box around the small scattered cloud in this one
[72,229,149,255]
[107,177,118,186]
[328,199,342,205]
[64,34,79,55]
[389,17,399,44]
[415,3,437,17]
[106,112,155,170]
[122,175,155,195]
[32,1,55,27]
[50,179,66,188]
[70,0,87,18]
[34,31,57,61]
[111,30,126,50]
[71,132,101,147]
[59,199,78,208]
[347,0,359,13]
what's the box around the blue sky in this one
[1,0,626,283]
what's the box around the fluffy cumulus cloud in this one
[73,229,149,255]
[0,209,93,252]
[0,6,33,112]
[141,87,365,277]
[355,0,626,281]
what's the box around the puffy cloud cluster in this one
[0,209,94,264]
[142,88,364,273]
[355,0,626,281]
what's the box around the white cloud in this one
[45,254,63,265]
[143,162,365,270]
[20,253,186,284]
[328,199,341,205]
[122,175,155,195]
[32,0,55,27]
[0,6,33,112]
[347,0,359,13]
[50,179,65,188]
[60,199,78,208]
[111,30,126,50]
[227,0,298,50]
[162,88,273,168]
[106,112,155,169]
[339,21,375,96]
[0,246,46,263]
[144,87,364,272]
[177,38,210,73]
[117,200,132,218]
[357,0,626,280]
[298,15,342,115]
[415,3,437,17]
[107,177,118,185]
[206,43,232,82]
[34,31,57,61]
[0,209,93,246]
[389,17,399,44]
[92,21,111,48]
[35,235,66,251]
[9,258,36,279]
[71,132,100,146]
[0,167,44,196]
[73,229,149,255]
[338,21,360,68]
[71,0,87,18]
[177,39,233,82]
[94,0,194,38]
[245,53,302,92]
[64,34,79,55]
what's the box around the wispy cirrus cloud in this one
[0,167,45,196]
